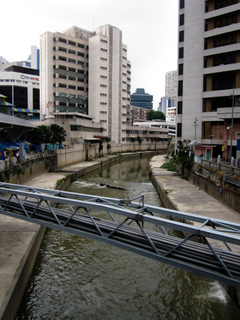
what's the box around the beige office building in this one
[40,25,131,143]
[177,0,240,160]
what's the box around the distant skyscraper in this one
[130,88,153,110]
[31,46,40,70]
[165,70,177,108]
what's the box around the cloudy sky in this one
[1,0,178,109]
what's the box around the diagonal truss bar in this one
[0,183,240,288]
[204,238,233,279]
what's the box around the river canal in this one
[17,156,240,319]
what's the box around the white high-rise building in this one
[40,25,131,143]
[165,70,177,108]
[177,0,240,161]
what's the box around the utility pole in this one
[229,87,234,164]
[194,117,198,141]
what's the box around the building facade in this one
[177,0,240,161]
[165,70,177,110]
[89,25,131,143]
[40,25,131,143]
[129,105,150,123]
[40,27,91,120]
[0,65,40,120]
[130,88,153,110]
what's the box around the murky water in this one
[17,157,240,319]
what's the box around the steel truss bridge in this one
[0,182,240,288]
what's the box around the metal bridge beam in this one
[0,182,240,288]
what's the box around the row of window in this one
[55,47,87,58]
[57,93,87,99]
[56,74,86,82]
[56,37,88,50]
[55,56,87,66]
[178,70,237,97]
[205,0,238,13]
[55,65,88,75]
[56,83,85,91]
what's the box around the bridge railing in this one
[0,182,240,288]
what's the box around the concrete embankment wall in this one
[150,164,240,308]
[0,154,57,186]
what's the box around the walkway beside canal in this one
[0,153,240,319]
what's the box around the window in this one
[59,47,67,52]
[59,65,67,70]
[178,101,182,114]
[179,47,184,59]
[178,80,183,96]
[68,40,76,46]
[179,31,184,42]
[69,76,76,81]
[212,71,235,90]
[68,49,76,55]
[69,67,76,72]
[178,64,183,75]
[180,0,184,9]
[68,58,76,63]
[179,14,184,26]
[214,13,237,28]
[213,52,236,66]
[215,0,238,10]
[69,85,76,90]
[78,52,84,57]
[213,32,237,48]
[78,43,84,48]
[59,56,67,61]
[177,123,182,138]
[59,83,67,88]
[59,38,67,43]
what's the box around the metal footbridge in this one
[0,182,240,288]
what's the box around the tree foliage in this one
[149,110,165,121]
[175,141,194,175]
[49,124,66,146]
[30,125,51,145]
[29,124,66,146]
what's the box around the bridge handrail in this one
[0,183,239,246]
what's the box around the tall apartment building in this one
[89,25,131,143]
[177,0,240,161]
[40,25,131,143]
[40,27,91,119]
[165,70,177,109]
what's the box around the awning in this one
[11,107,40,113]
[94,135,111,140]
[84,138,101,141]
[0,101,14,106]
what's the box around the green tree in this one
[176,141,194,175]
[30,125,51,145]
[149,110,165,121]
[49,124,66,148]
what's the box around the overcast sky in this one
[1,0,178,109]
